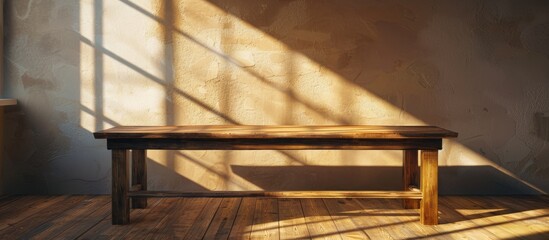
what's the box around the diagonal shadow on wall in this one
[103,0,548,194]
[200,1,549,193]
[4,0,548,195]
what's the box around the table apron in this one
[106,138,442,150]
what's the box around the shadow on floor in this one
[231,165,541,195]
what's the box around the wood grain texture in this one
[250,198,279,240]
[442,197,521,238]
[94,125,458,139]
[128,190,423,199]
[26,196,109,239]
[97,125,456,226]
[130,184,142,192]
[336,198,393,239]
[301,199,342,240]
[403,149,420,209]
[184,198,223,239]
[469,196,549,238]
[228,198,256,240]
[435,197,497,239]
[112,149,130,225]
[323,199,370,239]
[0,195,18,208]
[76,198,162,239]
[202,198,242,239]
[0,196,86,239]
[54,196,111,239]
[131,149,147,209]
[145,198,208,239]
[420,150,438,225]
[0,196,547,239]
[355,199,411,239]
[278,199,310,240]
[0,196,62,231]
[121,198,181,239]
[378,198,439,238]
[488,196,549,237]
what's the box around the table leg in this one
[403,150,419,209]
[420,150,438,225]
[132,149,147,209]
[112,149,130,225]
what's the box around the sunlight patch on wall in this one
[72,0,548,193]
[79,0,96,132]
[77,0,438,191]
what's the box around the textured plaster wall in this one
[2,0,549,194]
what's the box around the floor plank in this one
[301,198,342,240]
[0,196,60,231]
[228,198,256,240]
[0,195,546,239]
[379,198,440,239]
[121,198,182,239]
[444,196,525,239]
[184,198,223,239]
[329,198,392,239]
[146,198,209,239]
[433,197,498,239]
[30,196,110,239]
[323,198,370,239]
[77,197,162,239]
[356,198,415,239]
[54,196,112,240]
[485,196,549,238]
[0,195,87,239]
[278,198,310,240]
[203,198,242,239]
[251,198,279,240]
[0,195,18,208]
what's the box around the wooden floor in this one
[0,195,547,239]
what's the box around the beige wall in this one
[2,0,549,194]
[0,0,4,194]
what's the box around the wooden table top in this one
[94,125,458,139]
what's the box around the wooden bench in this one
[94,125,458,225]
